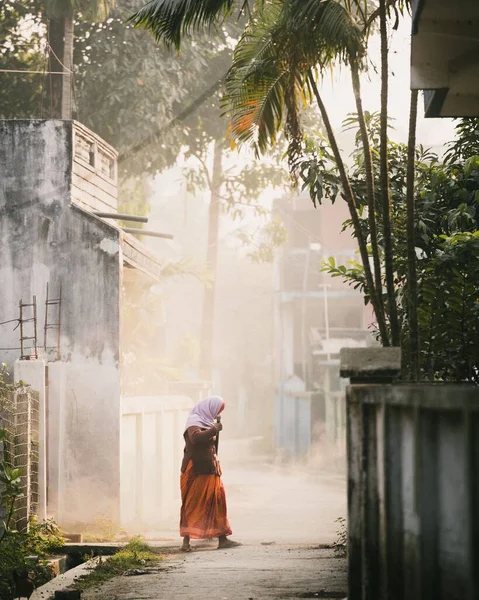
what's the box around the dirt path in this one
[83,445,348,599]
[82,544,347,600]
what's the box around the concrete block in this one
[63,533,83,543]
[339,347,401,382]
[54,588,82,600]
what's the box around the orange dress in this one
[180,425,232,539]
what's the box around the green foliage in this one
[0,516,64,600]
[0,1,44,119]
[237,215,288,263]
[129,0,238,50]
[315,118,479,383]
[444,118,479,165]
[223,0,364,157]
[46,0,116,20]
[73,0,238,181]
[0,368,64,599]
[0,0,118,119]
[74,537,161,591]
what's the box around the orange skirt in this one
[180,460,232,539]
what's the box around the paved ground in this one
[82,544,347,600]
[146,440,347,546]
[80,445,347,599]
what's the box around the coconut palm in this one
[222,0,391,342]
[131,0,420,352]
[131,0,392,344]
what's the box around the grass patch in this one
[74,537,161,591]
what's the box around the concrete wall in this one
[347,384,479,600]
[0,120,121,528]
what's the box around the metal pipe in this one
[94,212,149,223]
[122,227,174,240]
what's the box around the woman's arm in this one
[187,424,221,444]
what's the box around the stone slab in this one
[339,347,401,380]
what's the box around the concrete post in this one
[339,347,402,384]
[47,362,67,521]
[14,359,47,521]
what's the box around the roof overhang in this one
[411,0,479,117]
[72,204,165,283]
[122,232,163,283]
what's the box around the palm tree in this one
[378,0,400,345]
[406,89,419,379]
[222,0,390,342]
[45,0,116,118]
[130,0,414,349]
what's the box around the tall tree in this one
[405,89,419,379]
[44,0,116,118]
[129,0,413,349]
[378,0,399,345]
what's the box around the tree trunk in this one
[379,0,399,345]
[199,140,223,380]
[406,89,420,380]
[308,71,390,345]
[46,15,74,119]
[350,63,383,298]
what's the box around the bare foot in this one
[217,538,242,550]
[181,544,192,552]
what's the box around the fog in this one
[1,0,456,545]
[117,153,356,544]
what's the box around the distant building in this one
[411,0,479,117]
[272,193,374,457]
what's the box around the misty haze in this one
[1,1,478,600]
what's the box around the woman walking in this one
[180,395,241,551]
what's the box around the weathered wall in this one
[346,383,479,600]
[0,120,121,528]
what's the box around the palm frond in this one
[224,1,301,154]
[128,0,236,49]
[282,0,365,64]
[224,0,365,155]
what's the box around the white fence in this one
[120,395,193,532]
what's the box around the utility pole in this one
[46,10,74,119]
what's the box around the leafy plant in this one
[0,369,64,599]
[318,118,479,383]
[74,537,161,591]
[0,515,64,600]
[0,448,23,543]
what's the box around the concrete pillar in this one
[14,359,47,521]
[46,362,67,520]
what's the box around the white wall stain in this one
[99,238,120,256]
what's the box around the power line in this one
[0,68,67,75]
[118,75,224,164]
[0,318,20,329]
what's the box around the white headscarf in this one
[184,395,224,432]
